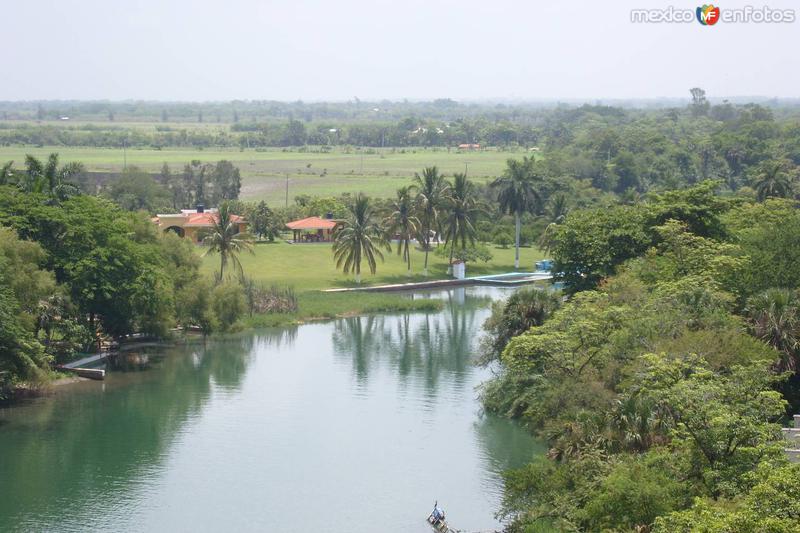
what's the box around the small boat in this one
[427,501,457,533]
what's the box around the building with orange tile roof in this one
[152,206,247,243]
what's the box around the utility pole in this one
[285,174,289,207]
[123,138,127,171]
[464,162,469,177]
[360,148,364,174]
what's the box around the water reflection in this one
[0,287,539,533]
[253,324,298,349]
[473,413,547,495]
[331,287,489,393]
[0,334,257,531]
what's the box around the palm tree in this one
[383,187,420,275]
[537,223,560,256]
[333,193,390,284]
[546,193,569,223]
[413,166,449,276]
[745,288,800,372]
[480,287,561,364]
[753,160,795,201]
[491,157,543,269]
[0,161,15,186]
[202,202,255,282]
[22,153,84,202]
[537,193,570,255]
[442,173,483,264]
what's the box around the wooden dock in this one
[57,340,168,381]
[62,352,112,370]
[58,352,110,380]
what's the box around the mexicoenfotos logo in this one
[697,4,721,25]
[631,5,796,24]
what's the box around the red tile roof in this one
[183,212,244,227]
[285,216,338,230]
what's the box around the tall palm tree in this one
[442,173,483,264]
[22,153,84,202]
[413,166,449,276]
[202,202,255,283]
[753,160,795,201]
[383,186,420,275]
[333,193,390,284]
[745,288,800,372]
[491,157,543,269]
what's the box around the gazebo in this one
[285,216,339,243]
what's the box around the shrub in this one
[176,278,217,335]
[211,283,246,331]
[243,281,298,315]
[435,243,494,263]
[494,230,513,248]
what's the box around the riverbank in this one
[1,292,447,401]
[199,241,544,328]
[241,290,445,328]
[0,372,88,405]
[17,247,544,397]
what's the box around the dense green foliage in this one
[483,189,800,531]
[479,287,561,365]
[0,184,207,385]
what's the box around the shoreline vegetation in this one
[480,188,800,531]
[1,293,448,401]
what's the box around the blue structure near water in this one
[535,259,554,272]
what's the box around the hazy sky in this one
[2,0,798,101]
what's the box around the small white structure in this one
[451,260,466,280]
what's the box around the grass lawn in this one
[200,240,546,291]
[0,145,532,205]
[199,240,546,326]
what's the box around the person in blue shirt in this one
[431,501,446,522]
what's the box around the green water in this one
[0,287,543,532]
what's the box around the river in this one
[0,286,543,532]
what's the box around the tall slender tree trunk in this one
[448,240,455,275]
[406,240,412,275]
[423,231,430,277]
[514,213,521,269]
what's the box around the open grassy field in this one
[0,145,528,205]
[200,240,545,291]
